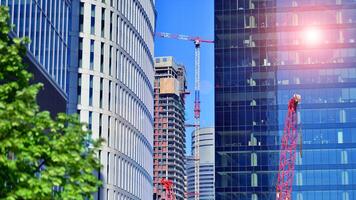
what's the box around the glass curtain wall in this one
[215,0,356,199]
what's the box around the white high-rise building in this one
[187,127,215,200]
[69,0,156,199]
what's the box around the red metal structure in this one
[161,178,175,200]
[156,32,214,200]
[276,94,302,200]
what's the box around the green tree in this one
[0,6,102,200]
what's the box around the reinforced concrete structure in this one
[187,127,215,200]
[1,0,71,114]
[153,56,187,200]
[70,0,156,199]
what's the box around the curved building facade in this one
[71,0,156,199]
[187,127,215,200]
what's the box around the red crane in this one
[156,32,213,200]
[276,94,302,200]
[160,178,176,200]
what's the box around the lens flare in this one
[303,27,322,45]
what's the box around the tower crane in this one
[276,94,302,200]
[155,32,214,200]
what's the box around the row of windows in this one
[79,75,153,149]
[97,112,152,170]
[80,1,154,82]
[8,0,70,41]
[96,0,155,37]
[216,191,355,200]
[278,67,356,85]
[83,0,154,38]
[216,169,356,188]
[216,72,356,89]
[98,149,151,199]
[216,148,356,168]
[216,27,356,49]
[85,109,153,189]
[299,128,356,145]
[279,108,356,124]
[1,0,69,92]
[216,0,356,11]
[216,8,356,31]
[279,88,356,104]
[214,128,356,147]
[293,191,356,200]
[119,0,155,54]
[215,48,356,68]
[215,87,356,107]
[79,38,153,114]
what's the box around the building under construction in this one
[153,57,187,200]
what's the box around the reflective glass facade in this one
[1,0,70,94]
[215,0,356,199]
[0,0,70,114]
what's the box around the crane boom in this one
[156,32,214,43]
[276,94,302,200]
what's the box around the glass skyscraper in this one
[0,0,70,114]
[215,0,356,199]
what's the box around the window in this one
[251,153,257,166]
[90,40,94,70]
[342,171,349,185]
[91,4,95,35]
[79,2,84,32]
[252,194,258,200]
[108,116,111,146]
[99,114,102,138]
[88,111,92,130]
[296,172,303,186]
[101,42,104,72]
[89,75,93,106]
[117,16,120,44]
[78,38,83,68]
[115,84,119,113]
[109,46,112,76]
[100,78,103,108]
[77,74,82,104]
[116,50,120,79]
[110,11,113,40]
[251,173,258,187]
[338,131,344,144]
[107,152,110,184]
[101,8,105,37]
[109,81,112,111]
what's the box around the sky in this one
[154,0,214,155]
